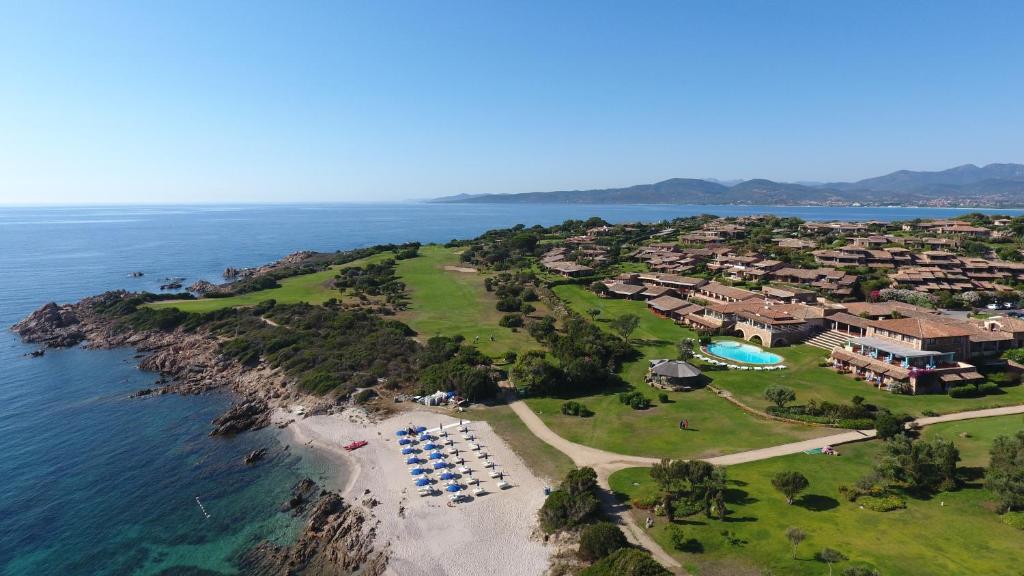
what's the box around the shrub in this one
[579,548,670,576]
[949,385,980,398]
[858,494,907,512]
[764,385,797,408]
[618,391,650,410]
[836,418,877,430]
[1002,511,1024,530]
[499,313,524,328]
[496,296,522,312]
[658,392,670,403]
[539,468,600,533]
[874,411,904,439]
[578,522,628,561]
[668,525,687,550]
[352,388,376,404]
[978,381,1001,395]
[922,409,939,417]
[560,401,593,417]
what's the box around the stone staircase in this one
[804,330,850,351]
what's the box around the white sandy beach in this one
[277,407,552,576]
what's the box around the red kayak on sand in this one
[344,440,368,451]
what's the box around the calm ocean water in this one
[1,202,1022,575]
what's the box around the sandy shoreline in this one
[276,407,552,576]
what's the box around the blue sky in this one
[1,1,1022,204]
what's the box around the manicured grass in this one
[147,252,395,313]
[467,404,575,483]
[525,286,837,459]
[609,415,1024,576]
[921,414,1024,467]
[710,344,1024,418]
[395,245,548,358]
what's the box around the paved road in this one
[509,398,1024,574]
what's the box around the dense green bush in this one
[496,296,523,312]
[978,381,1001,395]
[579,548,670,576]
[949,385,980,398]
[990,371,1022,387]
[560,400,593,417]
[499,313,524,328]
[539,468,600,533]
[658,392,669,403]
[618,391,650,410]
[578,522,628,561]
[858,494,907,512]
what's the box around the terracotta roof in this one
[647,295,688,312]
[606,282,645,296]
[870,317,975,339]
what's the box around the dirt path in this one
[508,398,1024,574]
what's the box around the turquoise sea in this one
[1,202,1022,575]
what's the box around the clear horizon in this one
[2,1,1023,204]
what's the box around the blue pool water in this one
[706,341,783,364]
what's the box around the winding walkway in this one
[508,399,1024,574]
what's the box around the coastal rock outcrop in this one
[187,280,220,295]
[12,302,85,347]
[211,399,271,436]
[244,448,268,465]
[239,488,388,576]
[12,293,288,434]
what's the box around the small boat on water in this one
[344,440,368,451]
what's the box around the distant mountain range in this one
[429,163,1024,208]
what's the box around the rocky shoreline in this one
[10,291,332,435]
[11,292,388,575]
[239,479,388,576]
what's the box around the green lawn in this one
[524,286,837,460]
[466,404,575,483]
[709,344,1024,418]
[395,245,548,358]
[147,251,395,313]
[609,415,1024,576]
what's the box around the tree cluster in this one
[650,459,728,521]
[538,467,601,533]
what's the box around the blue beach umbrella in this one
[415,478,431,487]
[423,443,437,450]
[419,434,431,441]
[429,451,443,459]
[433,461,447,470]
[439,472,455,480]
[410,467,425,476]
[398,438,412,445]
[396,430,408,436]
[446,484,461,493]
[415,426,427,433]
[401,447,414,455]
[406,457,419,464]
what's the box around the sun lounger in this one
[470,443,480,451]
[488,470,501,478]
[482,460,495,468]
[473,486,486,496]
[497,480,510,489]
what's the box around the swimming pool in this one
[705,341,783,364]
